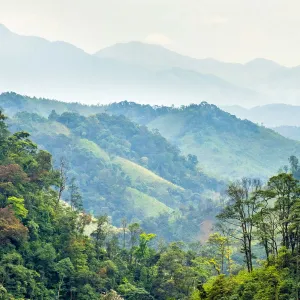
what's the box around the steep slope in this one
[3,93,299,179]
[7,107,220,242]
[106,102,300,179]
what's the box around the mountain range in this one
[223,104,300,127]
[1,92,299,180]
[2,23,300,107]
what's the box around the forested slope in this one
[105,102,300,178]
[7,109,221,242]
[2,93,300,179]
[2,108,300,299]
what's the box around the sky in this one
[1,0,300,66]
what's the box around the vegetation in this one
[2,101,300,299]
[2,92,300,180]
[7,105,221,243]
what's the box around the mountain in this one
[273,126,300,141]
[103,101,300,179]
[1,94,300,300]
[96,42,300,106]
[222,104,300,127]
[4,23,300,107]
[0,24,265,106]
[0,24,152,102]
[95,42,285,88]
[2,92,299,180]
[4,93,222,242]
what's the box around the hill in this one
[0,25,263,106]
[96,42,300,106]
[4,24,300,107]
[223,103,300,127]
[2,93,300,179]
[95,42,285,88]
[1,91,300,300]
[104,101,300,179]
[273,126,300,141]
[7,104,221,242]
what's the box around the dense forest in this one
[2,92,300,179]
[7,107,221,243]
[2,106,300,299]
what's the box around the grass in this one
[78,139,111,162]
[113,156,184,191]
[124,187,173,218]
[40,121,71,136]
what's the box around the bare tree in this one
[56,157,68,207]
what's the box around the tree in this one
[7,197,28,219]
[101,290,124,300]
[55,258,74,299]
[48,109,59,121]
[217,178,262,272]
[0,207,28,245]
[68,177,83,211]
[56,157,68,206]
[253,191,280,262]
[134,233,156,262]
[207,233,228,275]
[266,173,300,252]
[91,215,109,259]
[121,218,127,249]
[128,223,141,249]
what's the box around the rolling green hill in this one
[124,187,173,218]
[7,104,219,242]
[2,93,300,179]
[105,101,300,179]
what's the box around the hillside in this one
[3,104,300,300]
[223,103,300,127]
[2,93,300,179]
[7,107,221,242]
[105,102,300,179]
[273,126,300,141]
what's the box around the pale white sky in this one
[1,0,300,66]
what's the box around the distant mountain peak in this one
[245,58,283,68]
[94,40,181,59]
[0,23,11,34]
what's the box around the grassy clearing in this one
[78,139,111,162]
[113,156,183,191]
[125,187,173,218]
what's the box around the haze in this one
[1,0,300,67]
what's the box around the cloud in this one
[144,33,173,45]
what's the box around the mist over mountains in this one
[1,23,300,107]
[223,104,300,127]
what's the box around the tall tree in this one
[217,178,262,272]
[56,157,68,207]
[266,173,300,252]
[68,177,83,211]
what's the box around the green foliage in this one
[8,100,221,242]
[7,196,28,218]
[3,102,300,299]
